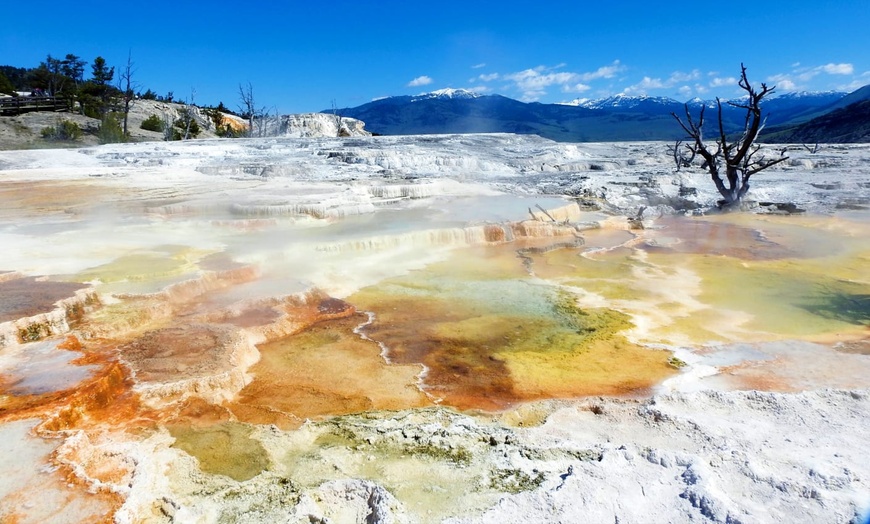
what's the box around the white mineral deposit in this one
[1,133,869,523]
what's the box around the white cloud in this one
[668,70,701,83]
[820,63,853,75]
[623,69,704,95]
[766,73,798,91]
[776,79,797,90]
[501,61,623,101]
[562,83,590,93]
[478,73,499,82]
[471,63,486,69]
[796,70,818,82]
[640,77,666,89]
[768,62,856,92]
[579,60,625,82]
[837,80,866,92]
[407,75,433,87]
[504,67,581,100]
[709,76,737,88]
[767,73,793,83]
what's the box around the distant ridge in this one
[330,88,860,142]
[763,89,870,143]
[411,88,483,100]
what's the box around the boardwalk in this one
[0,96,69,115]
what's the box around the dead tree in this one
[181,88,196,140]
[667,139,697,171]
[162,111,174,141]
[671,64,788,208]
[238,82,268,138]
[118,51,137,137]
[331,99,346,137]
[802,142,820,154]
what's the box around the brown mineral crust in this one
[246,291,358,343]
[352,284,675,412]
[218,305,283,328]
[834,337,870,355]
[0,354,143,433]
[316,297,354,316]
[0,493,118,524]
[0,276,89,323]
[170,397,236,427]
[227,314,431,427]
[0,180,120,220]
[483,224,508,242]
[644,216,795,260]
[156,265,261,308]
[56,334,83,352]
[37,362,139,432]
[220,402,302,429]
[119,324,240,383]
[510,220,579,238]
[716,361,794,392]
[0,338,157,522]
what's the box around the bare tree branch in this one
[238,82,269,138]
[668,139,698,171]
[118,50,137,138]
[670,64,788,208]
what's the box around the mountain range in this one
[330,87,870,143]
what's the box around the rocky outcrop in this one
[259,113,371,138]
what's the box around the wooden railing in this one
[0,96,70,115]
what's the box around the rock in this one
[758,202,806,214]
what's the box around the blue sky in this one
[2,1,868,113]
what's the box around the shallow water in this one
[536,214,869,346]
[0,340,98,395]
[1,171,869,522]
[350,245,675,410]
[0,277,88,323]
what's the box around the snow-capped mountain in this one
[411,88,484,101]
[563,91,847,113]
[685,97,719,109]
[560,93,679,110]
[331,86,859,142]
[773,90,846,101]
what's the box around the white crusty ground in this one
[1,135,869,523]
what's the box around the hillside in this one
[764,98,870,143]
[0,100,242,150]
[333,89,856,143]
[0,100,369,150]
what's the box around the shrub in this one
[218,123,245,138]
[0,71,15,95]
[40,119,83,141]
[170,115,201,140]
[203,107,223,130]
[98,113,127,144]
[140,114,165,132]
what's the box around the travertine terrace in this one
[1,135,869,523]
